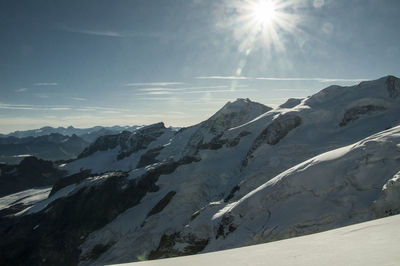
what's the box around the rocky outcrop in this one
[216,213,237,239]
[49,170,92,196]
[372,171,400,217]
[148,232,209,260]
[339,105,386,127]
[146,191,177,218]
[255,114,302,146]
[136,146,164,168]
[0,157,65,197]
[183,99,270,155]
[78,123,166,160]
[386,75,400,99]
[279,98,302,109]
[243,114,302,167]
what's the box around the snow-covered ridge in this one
[157,124,400,254]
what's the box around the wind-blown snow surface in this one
[5,76,400,265]
[114,214,400,266]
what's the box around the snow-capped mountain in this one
[0,125,143,143]
[0,156,64,197]
[1,76,400,266]
[0,133,90,164]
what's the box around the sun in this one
[251,1,277,26]
[226,0,300,52]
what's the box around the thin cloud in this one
[59,26,168,39]
[100,110,121,114]
[196,76,250,80]
[0,103,131,113]
[50,107,71,111]
[138,88,185,92]
[136,85,251,96]
[124,82,184,87]
[196,76,367,83]
[70,97,87,101]
[61,26,122,37]
[182,89,256,94]
[255,77,367,83]
[34,83,58,86]
[147,91,174,95]
[15,88,28,92]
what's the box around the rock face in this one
[386,75,400,98]
[242,113,302,167]
[1,76,400,266]
[339,105,386,127]
[182,98,271,156]
[78,123,166,160]
[253,113,302,146]
[0,157,65,197]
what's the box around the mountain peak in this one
[216,98,271,117]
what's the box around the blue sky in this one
[1,0,399,133]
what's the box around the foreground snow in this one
[114,214,400,266]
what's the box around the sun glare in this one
[252,1,277,26]
[226,0,300,53]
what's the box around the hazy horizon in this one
[1,0,400,133]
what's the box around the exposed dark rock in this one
[339,105,386,127]
[136,146,164,168]
[216,213,237,239]
[147,191,177,218]
[197,134,227,150]
[242,114,301,167]
[260,114,302,145]
[148,232,209,260]
[78,123,166,160]
[190,210,201,221]
[224,185,240,202]
[279,98,302,108]
[184,100,271,156]
[0,203,28,217]
[49,170,92,196]
[386,75,400,99]
[0,156,65,197]
[87,241,116,261]
[227,131,251,148]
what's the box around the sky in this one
[1,0,399,133]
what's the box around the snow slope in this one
[176,125,400,253]
[74,76,400,265]
[0,187,51,211]
[114,214,400,266]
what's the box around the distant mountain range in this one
[0,125,143,142]
[0,156,65,198]
[1,76,400,266]
[0,126,144,164]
